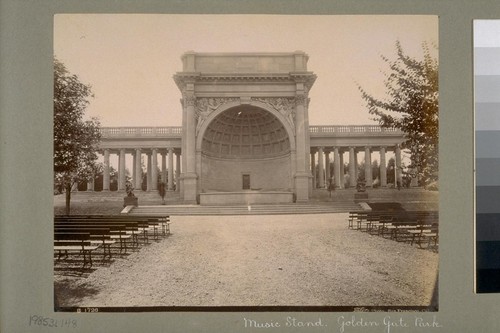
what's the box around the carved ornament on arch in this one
[251,97,296,130]
[195,97,239,134]
[295,94,307,108]
[183,94,196,107]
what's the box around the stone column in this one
[135,149,142,190]
[132,151,137,187]
[175,150,181,192]
[146,153,152,191]
[349,147,356,188]
[86,177,94,191]
[310,149,316,189]
[354,153,359,183]
[325,149,331,186]
[339,151,345,189]
[168,148,174,191]
[118,149,126,191]
[103,149,110,191]
[380,146,387,187]
[365,146,372,187]
[182,93,197,203]
[161,152,167,183]
[318,146,325,188]
[151,148,158,191]
[334,147,341,189]
[294,93,310,201]
[395,144,403,186]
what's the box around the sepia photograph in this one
[52,14,439,312]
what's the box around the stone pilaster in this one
[294,93,310,202]
[182,93,198,203]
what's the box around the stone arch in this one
[196,99,296,152]
[196,99,297,193]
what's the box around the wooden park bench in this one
[348,211,363,229]
[347,211,374,231]
[55,215,171,241]
[368,214,395,236]
[385,222,418,242]
[408,223,439,250]
[54,227,115,259]
[55,222,134,253]
[54,232,100,268]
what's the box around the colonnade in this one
[310,145,403,189]
[86,148,181,192]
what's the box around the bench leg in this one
[416,234,425,248]
[105,244,112,259]
[82,250,92,269]
[118,237,127,255]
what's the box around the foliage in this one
[358,41,438,187]
[54,57,100,214]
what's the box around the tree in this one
[358,41,438,187]
[54,57,101,214]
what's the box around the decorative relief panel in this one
[251,97,296,130]
[195,97,239,134]
[294,94,307,108]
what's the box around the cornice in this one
[174,72,317,90]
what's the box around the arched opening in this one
[200,105,292,193]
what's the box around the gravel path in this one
[54,213,438,308]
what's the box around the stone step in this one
[127,203,361,216]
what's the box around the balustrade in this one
[100,127,183,137]
[100,125,402,138]
[308,125,402,136]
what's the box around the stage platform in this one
[199,190,294,206]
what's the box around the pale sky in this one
[54,14,438,128]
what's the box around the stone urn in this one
[123,180,138,207]
[354,180,368,202]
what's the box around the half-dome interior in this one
[201,105,290,159]
[200,105,292,192]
